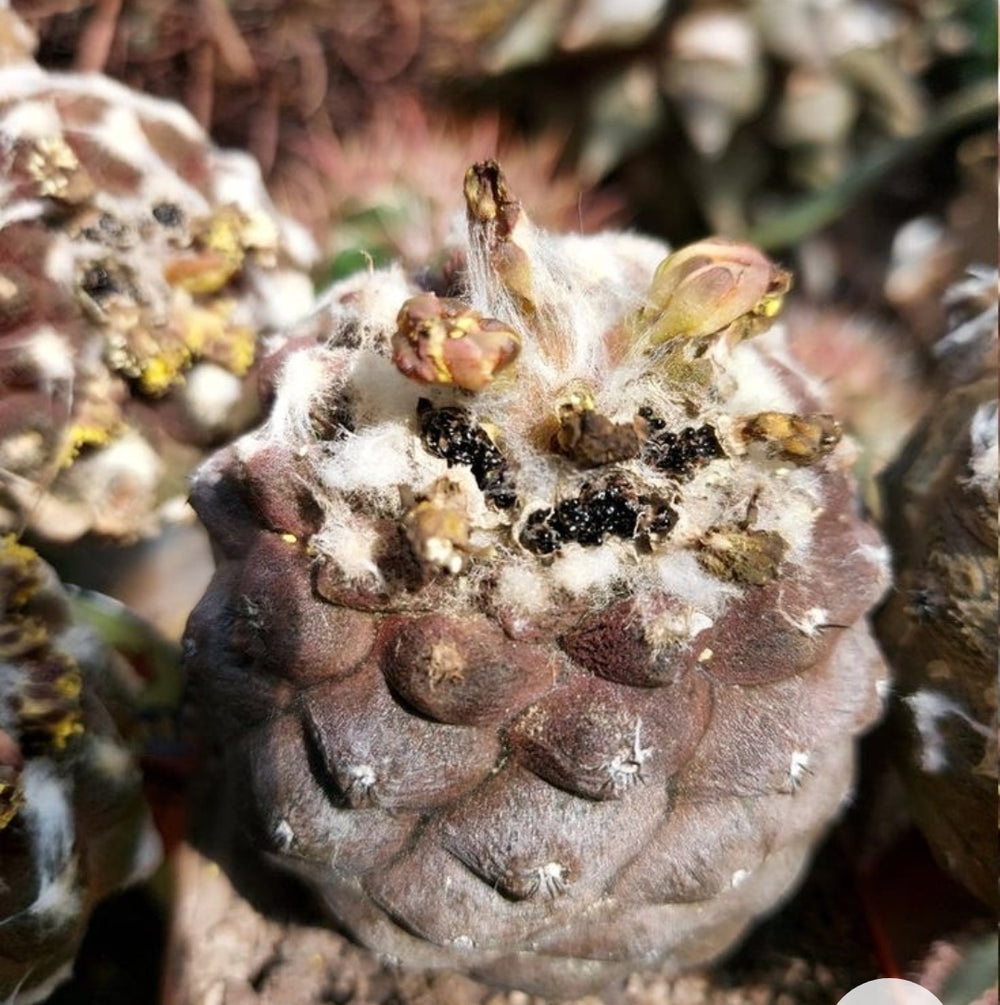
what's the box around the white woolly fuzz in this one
[641,603,714,645]
[321,422,446,504]
[315,263,414,355]
[722,338,798,416]
[267,346,345,445]
[748,472,822,565]
[549,541,624,597]
[493,561,553,624]
[854,542,892,587]
[310,507,385,587]
[0,90,60,139]
[248,268,317,330]
[905,690,994,774]
[347,350,430,427]
[18,326,75,386]
[17,761,79,927]
[651,550,739,617]
[182,363,246,433]
[0,195,46,230]
[126,817,163,887]
[77,432,163,497]
[967,400,998,493]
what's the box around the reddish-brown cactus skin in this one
[184,173,890,995]
[187,424,888,996]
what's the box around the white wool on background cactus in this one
[877,267,998,908]
[0,52,316,542]
[0,535,161,1004]
[185,162,890,996]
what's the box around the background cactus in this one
[0,535,160,1003]
[876,268,998,908]
[0,24,314,542]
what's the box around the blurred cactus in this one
[0,535,161,1003]
[19,0,994,250]
[876,268,998,908]
[0,12,315,542]
[416,0,992,244]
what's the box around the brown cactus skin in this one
[876,373,998,908]
[184,169,890,996]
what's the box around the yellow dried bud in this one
[393,292,520,392]
[163,250,240,294]
[697,526,788,586]
[642,238,791,345]
[0,778,22,829]
[741,411,842,464]
[403,478,474,576]
[24,134,94,204]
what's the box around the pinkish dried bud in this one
[392,292,521,391]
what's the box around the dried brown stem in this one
[74,0,121,71]
[186,38,215,128]
[198,0,256,81]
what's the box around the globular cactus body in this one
[185,163,890,995]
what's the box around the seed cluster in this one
[416,399,517,509]
[640,408,724,478]
[79,261,119,301]
[152,202,184,227]
[519,481,642,555]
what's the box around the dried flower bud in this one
[393,292,521,391]
[697,526,788,586]
[21,134,94,205]
[741,411,842,465]
[641,238,791,345]
[556,395,642,467]
[464,160,537,316]
[403,477,477,576]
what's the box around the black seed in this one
[638,496,678,543]
[522,481,640,554]
[519,509,561,555]
[642,413,724,479]
[81,212,128,244]
[588,485,641,540]
[417,399,517,510]
[80,263,118,299]
[552,497,591,542]
[152,202,184,227]
[637,405,666,433]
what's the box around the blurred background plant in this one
[17,0,996,475]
